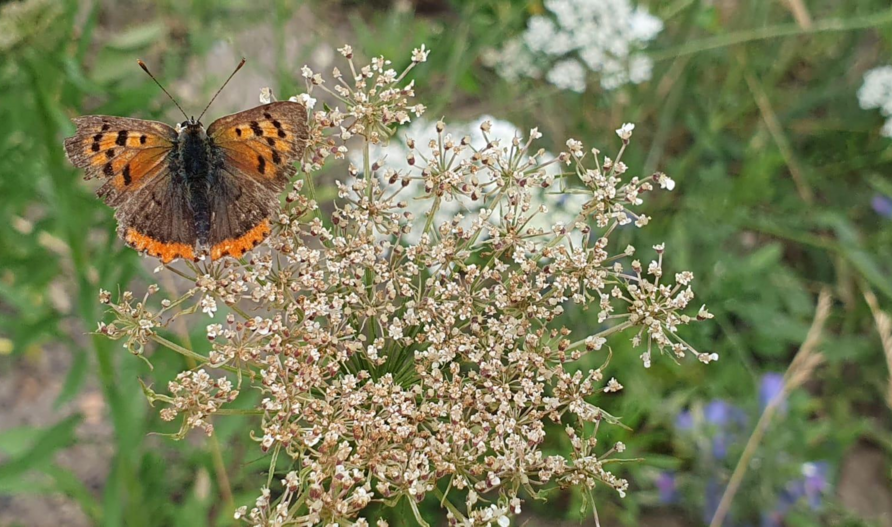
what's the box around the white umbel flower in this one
[488,0,663,91]
[859,66,892,137]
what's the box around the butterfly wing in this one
[205,101,308,260]
[64,116,177,207]
[115,171,198,263]
[205,168,278,261]
[65,116,197,262]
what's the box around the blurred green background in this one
[2,0,892,525]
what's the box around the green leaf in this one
[0,414,82,485]
[54,348,89,408]
[106,22,167,51]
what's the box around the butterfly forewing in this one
[64,116,177,206]
[207,101,308,192]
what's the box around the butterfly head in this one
[181,117,204,128]
[178,119,207,140]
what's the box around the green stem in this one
[650,10,892,61]
[150,334,244,374]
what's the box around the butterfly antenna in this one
[196,58,246,123]
[136,59,189,121]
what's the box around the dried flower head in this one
[98,45,713,526]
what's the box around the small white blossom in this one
[616,122,635,140]
[604,377,624,393]
[259,86,272,104]
[412,44,430,63]
[657,173,676,191]
[289,93,317,109]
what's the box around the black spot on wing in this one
[265,137,276,146]
[116,130,128,146]
[105,149,116,159]
[103,162,114,176]
[272,151,281,165]
[123,165,132,185]
[257,154,266,175]
[250,121,263,136]
[139,134,147,144]
[277,129,287,138]
[263,112,272,119]
[91,142,100,152]
[101,123,111,131]
[235,127,242,137]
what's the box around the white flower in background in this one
[347,116,588,243]
[858,65,892,137]
[546,59,588,93]
[482,39,541,82]
[485,0,663,91]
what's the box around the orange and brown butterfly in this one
[64,58,308,263]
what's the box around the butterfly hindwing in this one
[206,164,279,261]
[115,170,199,263]
[64,116,177,206]
[207,101,308,193]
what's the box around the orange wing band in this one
[210,220,271,261]
[124,228,195,264]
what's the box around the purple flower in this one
[873,194,892,218]
[704,400,734,426]
[656,472,679,504]
[675,409,693,431]
[802,462,830,509]
[769,462,831,523]
[674,401,748,460]
[759,373,786,413]
[704,400,748,460]
[761,511,783,527]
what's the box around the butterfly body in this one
[175,121,214,245]
[64,102,309,263]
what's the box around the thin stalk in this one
[150,335,243,375]
[649,10,892,61]
[159,270,237,514]
[709,291,831,527]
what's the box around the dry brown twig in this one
[709,289,831,527]
[862,287,892,410]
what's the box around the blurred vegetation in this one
[1,0,892,525]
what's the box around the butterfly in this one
[64,58,308,263]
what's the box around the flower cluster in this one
[484,0,663,92]
[858,65,892,137]
[98,45,712,526]
[351,114,587,244]
[158,369,238,437]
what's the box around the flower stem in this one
[150,334,243,375]
[650,10,892,61]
